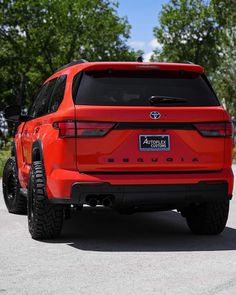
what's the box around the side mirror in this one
[4,105,22,122]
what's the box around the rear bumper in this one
[47,168,234,199]
[49,181,230,210]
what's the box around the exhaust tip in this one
[88,197,97,207]
[102,197,112,207]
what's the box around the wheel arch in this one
[11,142,16,157]
[32,140,44,164]
[11,142,19,171]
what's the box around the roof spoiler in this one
[54,59,88,73]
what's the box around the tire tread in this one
[2,157,27,214]
[185,199,229,235]
[28,161,63,239]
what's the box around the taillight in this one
[194,122,233,137]
[53,121,115,138]
[75,122,115,137]
[52,121,76,137]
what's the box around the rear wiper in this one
[148,96,187,104]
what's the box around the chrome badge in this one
[150,111,161,120]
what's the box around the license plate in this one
[139,135,170,151]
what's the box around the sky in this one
[117,0,169,61]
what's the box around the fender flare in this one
[32,140,44,165]
[11,142,19,170]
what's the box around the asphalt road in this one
[0,166,236,295]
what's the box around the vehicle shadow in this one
[44,207,236,252]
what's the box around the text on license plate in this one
[139,135,170,151]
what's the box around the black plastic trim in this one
[11,142,18,165]
[32,140,44,165]
[11,141,21,177]
[48,182,229,210]
[115,122,195,130]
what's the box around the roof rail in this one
[54,59,88,73]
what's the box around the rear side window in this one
[48,75,67,113]
[72,72,82,102]
[30,78,57,118]
[74,70,219,107]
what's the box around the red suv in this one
[3,61,234,239]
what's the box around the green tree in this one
[0,0,137,108]
[152,0,236,117]
[211,0,236,116]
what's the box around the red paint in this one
[14,62,234,199]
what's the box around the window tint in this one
[48,75,67,113]
[28,87,43,118]
[72,72,82,102]
[75,70,219,107]
[29,79,57,118]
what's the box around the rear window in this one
[74,70,220,107]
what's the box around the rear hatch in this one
[72,63,229,173]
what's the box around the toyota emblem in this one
[150,111,161,120]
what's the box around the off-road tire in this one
[2,157,27,214]
[184,199,229,235]
[28,161,63,240]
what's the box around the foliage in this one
[0,146,11,177]
[0,0,137,109]
[233,147,236,164]
[211,0,236,117]
[152,0,236,117]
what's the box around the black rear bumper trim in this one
[49,181,229,210]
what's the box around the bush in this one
[233,148,236,164]
[0,148,11,177]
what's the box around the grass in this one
[0,146,11,177]
[233,147,236,164]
